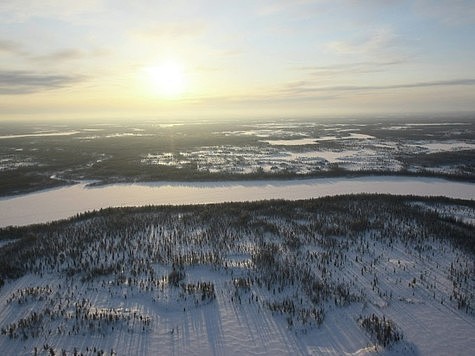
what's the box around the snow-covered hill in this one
[0,195,473,355]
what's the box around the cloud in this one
[297,60,405,78]
[0,38,106,64]
[258,0,324,15]
[415,0,475,25]
[0,70,84,94]
[0,0,103,23]
[33,49,84,62]
[136,21,207,40]
[0,39,28,56]
[0,39,20,52]
[325,28,398,55]
[281,78,475,96]
[216,78,475,105]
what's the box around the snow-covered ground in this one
[140,134,474,176]
[0,196,473,355]
[1,120,473,184]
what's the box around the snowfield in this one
[0,195,473,355]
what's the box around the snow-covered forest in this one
[0,195,473,355]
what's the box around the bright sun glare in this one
[145,61,186,98]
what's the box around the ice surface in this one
[0,131,80,139]
[0,176,474,227]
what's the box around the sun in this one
[145,61,187,98]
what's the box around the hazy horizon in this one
[1,111,474,125]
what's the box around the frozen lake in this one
[0,176,473,227]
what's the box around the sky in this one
[1,0,475,121]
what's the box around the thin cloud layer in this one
[415,0,475,25]
[0,39,21,53]
[0,0,102,23]
[0,70,84,94]
[282,78,475,96]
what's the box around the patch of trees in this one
[6,285,52,304]
[1,296,151,340]
[168,267,185,287]
[180,282,216,304]
[266,298,325,328]
[358,314,403,348]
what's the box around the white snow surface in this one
[0,199,474,355]
[0,176,474,227]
